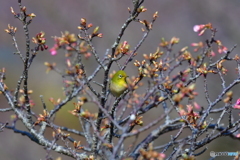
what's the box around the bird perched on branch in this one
[109,70,128,97]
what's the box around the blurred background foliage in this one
[0,0,240,159]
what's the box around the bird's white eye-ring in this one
[118,74,122,78]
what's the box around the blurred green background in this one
[1,0,240,159]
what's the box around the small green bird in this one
[109,70,128,97]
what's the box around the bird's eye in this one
[118,74,122,79]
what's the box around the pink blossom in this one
[50,47,57,55]
[193,102,200,109]
[193,25,201,32]
[193,24,204,32]
[234,98,240,109]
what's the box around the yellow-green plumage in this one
[109,70,128,97]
